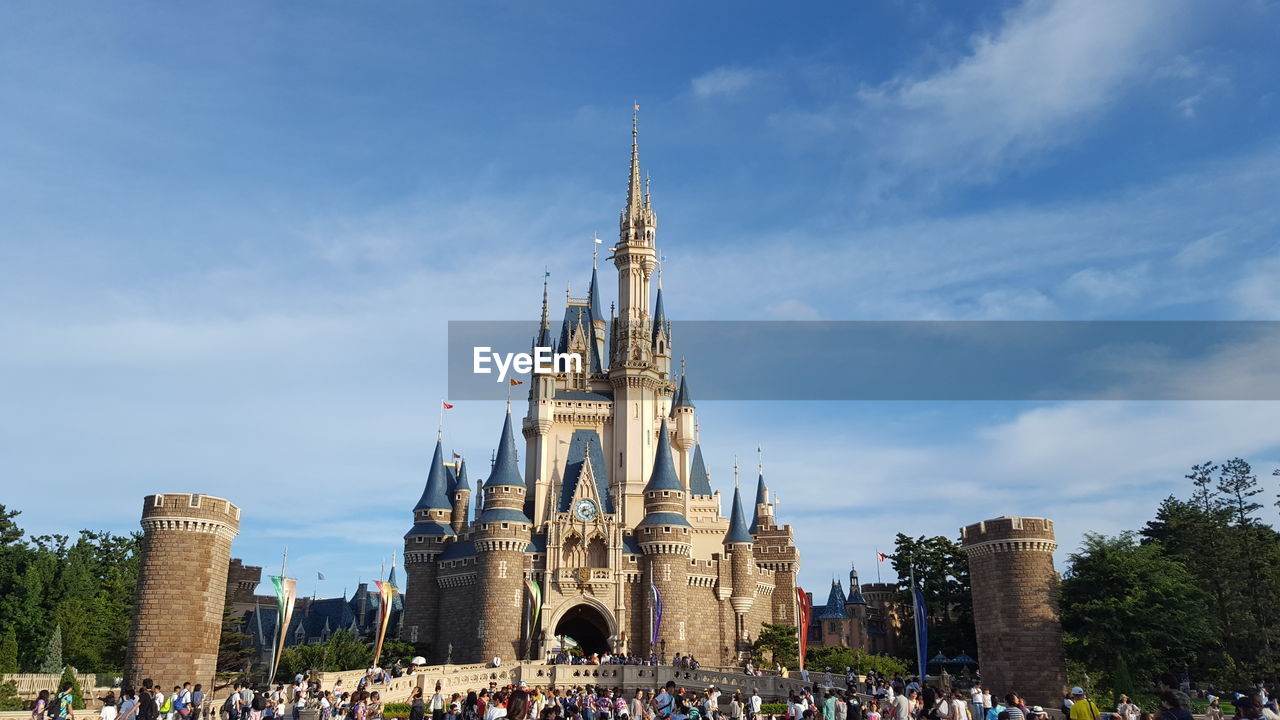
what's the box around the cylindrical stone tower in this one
[126,493,239,691]
[402,439,457,650]
[474,410,533,664]
[638,420,691,662]
[961,516,1066,706]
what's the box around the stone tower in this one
[451,459,471,535]
[639,420,690,661]
[401,439,455,647]
[723,482,755,653]
[751,472,800,625]
[126,493,239,690]
[961,516,1067,705]
[474,409,533,662]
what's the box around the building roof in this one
[622,535,642,555]
[555,390,614,402]
[816,581,849,620]
[688,444,713,495]
[486,411,524,487]
[439,539,475,561]
[652,288,668,343]
[847,589,868,606]
[637,512,692,528]
[526,533,548,554]
[724,484,753,545]
[644,419,684,492]
[454,458,470,492]
[589,267,603,326]
[414,439,453,511]
[477,507,531,523]
[404,520,455,538]
[749,472,768,535]
[672,374,694,410]
[558,429,614,514]
[557,303,604,374]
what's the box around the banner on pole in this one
[268,575,297,684]
[651,584,663,648]
[912,584,929,680]
[795,586,811,671]
[372,579,398,665]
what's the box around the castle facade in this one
[400,114,801,665]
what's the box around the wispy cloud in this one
[690,66,760,99]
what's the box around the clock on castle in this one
[399,109,802,665]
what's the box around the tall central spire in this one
[619,104,656,245]
[627,104,642,222]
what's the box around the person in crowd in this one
[1205,698,1223,720]
[33,690,51,720]
[100,693,118,720]
[1155,693,1190,720]
[368,692,383,720]
[1156,675,1191,715]
[865,701,880,720]
[1067,689,1099,720]
[1117,695,1139,720]
[192,686,205,720]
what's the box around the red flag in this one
[877,552,888,562]
[442,401,454,409]
[509,378,524,387]
[452,452,462,459]
[795,586,811,671]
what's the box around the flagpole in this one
[876,547,882,584]
[910,563,924,682]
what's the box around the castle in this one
[805,566,904,657]
[399,112,802,665]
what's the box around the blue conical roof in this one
[589,267,603,323]
[414,439,453,510]
[455,458,470,492]
[749,472,768,534]
[645,419,683,492]
[724,484,753,544]
[689,444,713,495]
[486,411,524,487]
[652,288,667,343]
[817,580,850,620]
[673,374,693,409]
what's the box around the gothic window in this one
[678,621,686,641]
[587,535,608,567]
[663,563,671,581]
[499,560,508,579]
[563,534,584,567]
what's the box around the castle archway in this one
[553,602,613,657]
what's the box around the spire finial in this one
[625,103,643,230]
[593,233,602,268]
[540,268,550,328]
[565,282,571,302]
[733,455,740,488]
[758,445,764,476]
[695,419,700,444]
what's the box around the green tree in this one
[217,605,253,681]
[752,623,798,669]
[805,647,906,678]
[1060,532,1212,703]
[58,665,84,709]
[889,534,975,658]
[0,626,17,673]
[40,625,63,674]
[0,680,24,711]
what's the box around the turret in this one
[670,371,694,485]
[400,438,456,649]
[724,483,755,622]
[451,458,471,535]
[638,420,690,660]
[473,410,533,663]
[652,288,671,380]
[750,469,771,535]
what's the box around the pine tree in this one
[39,625,63,674]
[58,665,83,709]
[0,626,17,673]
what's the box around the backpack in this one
[252,696,265,712]
[161,697,173,714]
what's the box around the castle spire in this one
[414,439,453,511]
[724,483,753,545]
[626,103,642,225]
[486,409,524,488]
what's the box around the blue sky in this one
[3,0,1280,598]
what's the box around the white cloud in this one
[691,66,759,99]
[851,0,1192,190]
[765,298,820,320]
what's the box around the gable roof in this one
[558,429,614,514]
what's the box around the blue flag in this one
[912,585,929,679]
[651,584,663,647]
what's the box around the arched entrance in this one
[553,603,612,656]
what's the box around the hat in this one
[1071,688,1084,696]
[1031,707,1046,716]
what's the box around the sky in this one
[3,0,1280,600]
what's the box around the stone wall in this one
[961,516,1066,707]
[126,493,239,693]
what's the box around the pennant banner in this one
[269,575,297,684]
[913,585,929,681]
[650,583,663,649]
[795,586,811,671]
[373,579,398,666]
[525,578,542,658]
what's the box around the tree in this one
[752,623,798,669]
[1060,533,1212,703]
[889,534,975,658]
[58,665,84,709]
[0,680,23,711]
[0,626,17,673]
[805,647,906,678]
[217,605,253,682]
[40,625,63,674]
